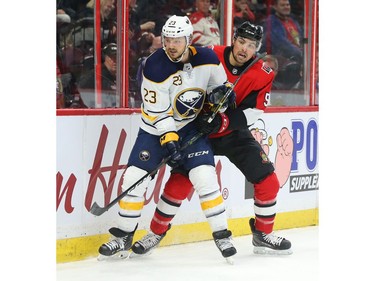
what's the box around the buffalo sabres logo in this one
[139,150,150,161]
[175,88,205,118]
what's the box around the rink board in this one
[56,110,319,263]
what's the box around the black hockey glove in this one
[207,82,236,111]
[160,132,184,168]
[196,112,230,135]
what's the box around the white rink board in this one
[56,111,319,239]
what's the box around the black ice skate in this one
[98,225,137,260]
[131,225,171,256]
[249,218,292,255]
[212,229,237,264]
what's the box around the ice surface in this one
[57,226,318,281]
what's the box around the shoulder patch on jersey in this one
[261,62,272,74]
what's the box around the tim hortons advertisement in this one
[56,111,318,239]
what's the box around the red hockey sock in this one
[253,172,280,234]
[150,172,193,235]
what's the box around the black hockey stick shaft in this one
[89,52,266,216]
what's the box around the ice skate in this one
[249,218,292,255]
[131,225,171,256]
[97,226,137,261]
[212,229,237,264]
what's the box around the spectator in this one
[261,0,302,61]
[233,0,256,28]
[56,10,68,109]
[289,0,304,27]
[260,0,303,89]
[56,8,72,50]
[56,0,91,21]
[189,0,221,46]
[56,64,64,109]
[57,12,86,108]
[133,0,169,36]
[78,43,118,108]
[57,51,86,108]
[129,0,156,38]
[68,0,117,53]
[58,0,117,85]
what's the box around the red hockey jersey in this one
[209,45,275,138]
[212,45,274,110]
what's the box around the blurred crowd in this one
[56,0,306,109]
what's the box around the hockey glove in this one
[160,132,184,168]
[207,82,236,112]
[196,112,230,135]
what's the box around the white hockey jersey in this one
[140,46,227,136]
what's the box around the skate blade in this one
[97,250,130,261]
[225,256,235,265]
[253,246,293,255]
[128,250,153,259]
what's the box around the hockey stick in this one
[207,51,266,122]
[89,133,203,216]
[89,120,208,216]
[89,52,267,216]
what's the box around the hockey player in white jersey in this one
[98,15,237,262]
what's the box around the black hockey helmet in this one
[234,21,263,42]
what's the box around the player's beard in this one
[232,50,248,66]
[166,48,184,61]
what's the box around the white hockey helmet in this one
[162,15,193,38]
[161,15,193,63]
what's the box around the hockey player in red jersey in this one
[132,21,292,256]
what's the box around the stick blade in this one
[90,202,107,216]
